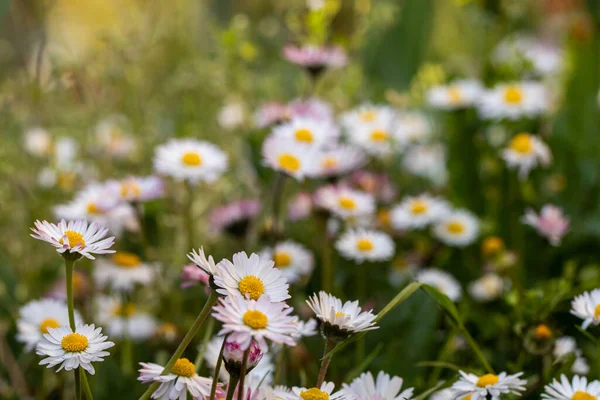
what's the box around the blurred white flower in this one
[94,252,156,292]
[468,273,505,302]
[416,268,462,302]
[390,193,449,230]
[522,204,569,246]
[261,135,317,181]
[259,241,314,285]
[433,209,480,247]
[217,100,247,130]
[96,296,157,341]
[403,144,448,186]
[493,34,563,76]
[95,115,137,158]
[393,111,433,149]
[24,127,52,157]
[427,80,484,110]
[335,229,395,263]
[314,185,376,221]
[502,133,551,179]
[273,117,339,147]
[478,82,549,120]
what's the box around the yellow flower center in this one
[482,236,504,256]
[534,324,552,340]
[112,252,142,268]
[278,153,301,173]
[120,182,141,198]
[238,275,265,300]
[338,197,357,210]
[572,392,597,400]
[462,395,473,400]
[87,202,100,214]
[300,388,329,400]
[448,86,462,104]
[273,251,292,268]
[410,200,428,214]
[39,318,61,334]
[59,230,85,248]
[356,238,374,252]
[504,86,523,104]
[295,128,314,143]
[509,133,533,154]
[378,208,391,227]
[359,110,377,122]
[171,358,195,377]
[476,374,499,388]
[370,130,388,142]
[335,311,345,318]
[321,157,337,169]
[594,304,600,319]
[181,152,202,166]
[243,309,268,329]
[112,303,136,317]
[61,333,89,352]
[447,222,465,234]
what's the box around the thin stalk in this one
[65,258,81,399]
[319,214,333,293]
[209,337,227,400]
[269,173,286,245]
[225,377,240,400]
[273,345,286,384]
[81,369,94,400]
[237,349,250,400]
[138,291,219,400]
[75,370,81,400]
[316,339,336,388]
[194,317,215,370]
[184,181,196,251]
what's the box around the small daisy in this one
[341,371,414,400]
[452,371,527,400]
[209,199,261,237]
[573,358,591,375]
[259,241,314,285]
[341,105,397,132]
[214,251,290,302]
[522,204,569,246]
[416,268,462,302]
[107,176,164,203]
[571,289,600,330]
[187,247,219,277]
[31,219,115,260]
[96,296,157,341]
[153,138,228,184]
[283,44,347,76]
[478,81,549,120]
[433,210,480,247]
[390,194,449,230]
[554,336,578,359]
[335,229,395,263]
[262,135,318,180]
[273,117,339,147]
[468,273,506,302]
[138,358,214,400]
[17,298,82,352]
[94,251,156,291]
[291,382,343,400]
[393,111,433,149]
[309,145,366,178]
[427,80,484,110]
[212,293,297,351]
[402,144,448,187]
[314,185,376,221]
[541,375,600,400]
[502,133,551,179]
[295,318,319,338]
[36,324,115,374]
[347,123,395,156]
[306,291,378,340]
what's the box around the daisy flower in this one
[521,204,569,246]
[468,273,506,302]
[94,251,155,291]
[416,268,462,302]
[214,251,290,302]
[217,100,247,130]
[571,289,600,330]
[24,127,52,157]
[138,358,214,399]
[502,133,551,179]
[542,375,600,400]
[209,199,261,237]
[259,241,314,285]
[295,318,319,338]
[390,194,449,230]
[290,382,343,400]
[347,123,395,156]
[283,44,347,76]
[402,144,448,187]
[153,138,228,184]
[393,111,433,149]
[335,229,395,263]
[96,296,157,341]
[433,210,480,247]
[314,185,376,221]
[341,105,397,132]
[187,247,219,277]
[427,80,484,110]
[309,145,366,178]
[553,336,578,359]
[272,117,339,147]
[212,293,297,351]
[306,291,378,340]
[31,219,115,260]
[452,371,527,400]
[17,298,82,352]
[36,324,115,374]
[262,135,318,181]
[341,371,414,400]
[107,176,164,203]
[478,81,549,120]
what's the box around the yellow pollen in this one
[273,251,292,268]
[448,86,462,104]
[447,222,465,234]
[534,324,552,340]
[370,130,388,142]
[300,388,329,400]
[112,252,142,268]
[181,152,202,166]
[87,202,100,214]
[61,333,89,352]
[295,128,314,143]
[278,153,301,173]
[171,358,195,377]
[335,311,345,318]
[504,86,523,104]
[482,236,504,256]
[461,395,473,400]
[410,200,428,214]
[572,392,597,400]
[120,182,141,198]
[59,230,85,248]
[238,275,265,301]
[356,238,374,252]
[39,318,61,334]
[476,374,499,388]
[594,304,600,319]
[509,133,533,154]
[338,197,357,210]
[243,310,268,329]
[321,157,337,169]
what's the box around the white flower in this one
[402,144,448,186]
[17,298,82,352]
[427,80,484,110]
[291,382,343,400]
[96,296,157,341]
[573,357,590,375]
[138,358,214,400]
[393,111,433,149]
[452,371,527,400]
[306,291,378,336]
[468,273,505,302]
[335,229,395,263]
[106,176,164,203]
[390,194,449,230]
[478,82,549,120]
[36,324,115,374]
[433,210,479,247]
[153,138,228,184]
[428,388,456,400]
[214,251,290,302]
[217,101,247,130]
[31,219,115,260]
[341,371,414,400]
[187,247,219,277]
[94,251,156,291]
[24,127,52,157]
[273,117,339,147]
[492,34,563,76]
[262,135,318,181]
[259,241,314,285]
[502,133,551,179]
[314,185,376,221]
[416,269,462,302]
[542,375,600,400]
[341,105,398,156]
[553,336,578,359]
[294,318,319,338]
[521,204,569,246]
[309,145,366,178]
[212,293,297,351]
[95,115,136,158]
[341,104,397,133]
[571,289,600,330]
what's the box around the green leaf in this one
[575,325,598,344]
[421,284,462,327]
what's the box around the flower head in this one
[181,264,210,289]
[273,117,339,148]
[309,145,366,178]
[433,210,479,247]
[427,80,484,110]
[262,135,318,181]
[209,199,261,238]
[341,371,414,400]
[107,176,164,203]
[542,375,600,400]
[94,251,155,291]
[283,44,347,76]
[416,269,462,302]
[522,204,569,246]
[335,229,395,264]
[222,338,264,378]
[96,296,157,341]
[390,194,449,230]
[452,370,527,400]
[291,382,343,400]
[187,247,219,277]
[259,241,314,285]
[138,359,215,400]
[571,289,600,330]
[468,273,505,303]
[478,82,549,120]
[502,133,551,179]
[314,185,376,221]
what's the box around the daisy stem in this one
[319,214,333,293]
[316,338,336,388]
[225,376,239,400]
[138,290,219,400]
[209,335,227,400]
[74,370,82,400]
[80,369,94,400]
[270,172,286,244]
[237,348,250,400]
[64,258,82,400]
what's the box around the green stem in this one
[461,326,494,374]
[225,376,240,400]
[65,259,76,331]
[209,336,227,400]
[270,172,287,245]
[121,337,133,376]
[320,214,333,293]
[316,339,336,388]
[237,348,250,400]
[273,345,286,384]
[80,369,94,400]
[195,317,215,370]
[138,291,219,400]
[75,369,81,400]
[184,181,196,251]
